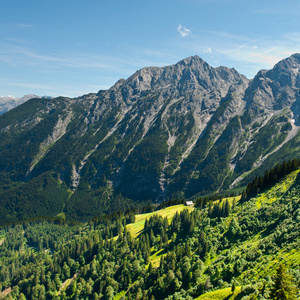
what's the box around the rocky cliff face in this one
[1,54,300,222]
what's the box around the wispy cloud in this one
[255,3,300,16]
[211,39,300,78]
[199,29,253,42]
[2,25,300,97]
[17,23,33,28]
[220,40,297,67]
[177,24,191,37]
[172,27,300,77]
[203,47,212,53]
[0,41,142,73]
[284,32,300,43]
[5,81,52,90]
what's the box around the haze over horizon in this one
[1,0,300,98]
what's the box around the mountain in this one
[1,54,300,223]
[0,94,52,115]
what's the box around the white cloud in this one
[203,47,212,53]
[177,24,191,37]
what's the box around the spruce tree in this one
[224,199,231,217]
[231,280,236,292]
[270,264,297,300]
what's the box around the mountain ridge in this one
[1,54,300,222]
[0,94,52,115]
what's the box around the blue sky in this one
[1,0,300,98]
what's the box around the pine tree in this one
[231,280,236,292]
[224,199,231,217]
[270,264,297,300]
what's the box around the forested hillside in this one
[1,166,299,299]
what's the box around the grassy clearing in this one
[129,197,242,269]
[195,286,241,300]
[125,205,194,267]
[149,249,165,268]
[127,204,194,238]
[213,195,241,205]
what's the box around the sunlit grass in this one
[125,204,195,267]
[149,249,165,268]
[195,286,241,300]
[113,290,126,300]
[55,212,66,220]
[127,204,194,238]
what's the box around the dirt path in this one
[0,287,11,299]
[58,273,78,295]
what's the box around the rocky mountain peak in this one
[2,54,300,223]
[266,53,300,87]
[177,55,203,66]
[105,55,250,102]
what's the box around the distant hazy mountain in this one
[1,54,300,223]
[0,94,52,115]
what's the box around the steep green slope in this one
[0,168,300,299]
[203,169,300,283]
[0,172,70,224]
